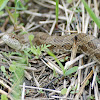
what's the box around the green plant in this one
[0,66,13,82]
[60,56,69,62]
[96,76,100,84]
[67,0,72,3]
[87,95,95,100]
[1,50,29,100]
[61,88,67,95]
[47,50,65,73]
[9,61,24,100]
[0,0,9,11]
[65,66,78,76]
[81,0,100,28]
[56,0,59,25]
[8,0,26,10]
[1,94,8,100]
[70,86,79,94]
[47,50,78,76]
[70,90,79,94]
[0,0,26,29]
[28,34,51,59]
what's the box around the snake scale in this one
[2,32,100,64]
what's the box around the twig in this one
[20,85,61,93]
[49,19,56,35]
[65,54,85,69]
[75,69,93,100]
[21,11,67,21]
[78,61,97,70]
[21,82,25,100]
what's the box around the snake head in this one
[2,34,22,50]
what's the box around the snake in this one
[1,32,100,64]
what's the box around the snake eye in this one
[62,45,64,47]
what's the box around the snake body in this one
[2,32,100,64]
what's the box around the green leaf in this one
[56,0,59,24]
[0,11,4,15]
[29,34,34,41]
[20,31,28,35]
[1,94,8,100]
[5,7,15,24]
[0,0,9,11]
[29,34,34,47]
[70,90,76,94]
[61,88,67,95]
[65,66,78,76]
[65,56,69,60]
[87,96,95,100]
[96,76,100,84]
[40,44,51,51]
[47,50,64,73]
[70,90,79,94]
[67,0,72,3]
[10,52,22,56]
[60,59,64,62]
[1,66,6,73]
[86,80,89,85]
[9,64,16,72]
[81,0,100,29]
[14,0,26,10]
[13,11,19,23]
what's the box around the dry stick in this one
[91,66,98,89]
[76,15,81,33]
[27,23,45,32]
[69,36,78,69]
[65,54,85,70]
[0,89,13,100]
[74,0,81,33]
[0,77,12,86]
[0,80,12,92]
[65,78,75,98]
[61,0,70,33]
[34,0,55,9]
[32,71,40,87]
[75,69,93,100]
[61,23,65,36]
[63,79,67,89]
[84,0,90,33]
[20,85,61,94]
[25,10,38,30]
[49,85,62,97]
[51,96,66,99]
[81,2,85,33]
[78,61,96,70]
[77,59,82,90]
[39,20,55,24]
[94,82,99,100]
[41,58,63,75]
[24,71,32,80]
[93,0,99,37]
[36,66,45,81]
[21,82,25,100]
[88,83,92,99]
[22,11,67,21]
[62,0,81,34]
[49,19,56,35]
[43,12,52,33]
[25,22,35,30]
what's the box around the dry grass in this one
[0,0,100,100]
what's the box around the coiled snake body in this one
[2,32,100,64]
